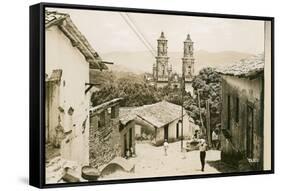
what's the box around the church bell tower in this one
[182,34,195,94]
[156,32,170,84]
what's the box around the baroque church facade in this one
[151,32,195,94]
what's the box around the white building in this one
[120,101,197,146]
[45,10,110,166]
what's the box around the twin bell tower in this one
[152,32,195,94]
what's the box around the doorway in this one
[124,133,127,156]
[164,125,169,141]
[176,123,179,139]
[246,105,254,158]
[129,128,132,149]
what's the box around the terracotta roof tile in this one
[120,101,187,128]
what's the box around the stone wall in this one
[89,110,121,168]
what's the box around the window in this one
[235,97,239,123]
[176,123,179,139]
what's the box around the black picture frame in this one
[30,2,275,189]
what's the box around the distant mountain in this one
[100,50,253,74]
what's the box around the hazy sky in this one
[47,8,265,55]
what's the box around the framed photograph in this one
[29,2,274,188]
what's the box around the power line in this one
[125,13,157,55]
[119,13,156,58]
[120,13,155,57]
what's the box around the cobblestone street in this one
[100,141,232,180]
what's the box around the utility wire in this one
[125,13,157,55]
[120,13,156,58]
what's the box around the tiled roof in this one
[217,54,264,78]
[137,101,186,128]
[120,101,187,128]
[119,107,139,126]
[45,11,68,28]
[45,10,111,70]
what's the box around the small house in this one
[120,101,195,146]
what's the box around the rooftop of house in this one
[119,107,140,126]
[45,10,112,70]
[137,101,187,128]
[119,101,188,128]
[217,54,264,78]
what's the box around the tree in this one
[186,67,222,131]
[90,72,194,108]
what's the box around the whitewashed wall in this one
[155,114,193,144]
[46,25,91,165]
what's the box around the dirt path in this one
[100,141,223,180]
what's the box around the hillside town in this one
[45,9,270,183]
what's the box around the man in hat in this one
[199,139,208,172]
[163,139,169,156]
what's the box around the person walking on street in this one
[212,129,219,149]
[199,139,208,171]
[164,139,169,156]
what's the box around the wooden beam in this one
[85,83,101,86]
[90,98,123,114]
[85,83,102,94]
[101,61,114,65]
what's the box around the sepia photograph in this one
[44,6,272,184]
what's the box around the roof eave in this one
[45,11,110,70]
[90,98,123,115]
[220,70,264,80]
